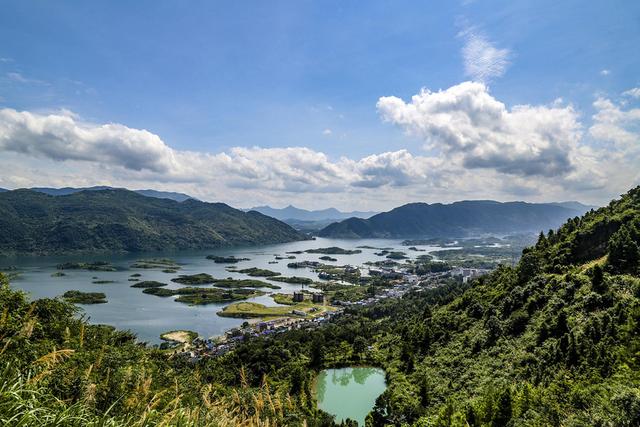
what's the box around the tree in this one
[493,388,512,427]
[608,225,640,275]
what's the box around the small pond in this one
[315,366,386,426]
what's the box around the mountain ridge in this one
[319,199,594,238]
[0,188,307,255]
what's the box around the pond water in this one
[1,238,444,343]
[315,366,387,426]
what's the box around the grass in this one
[211,278,280,289]
[218,299,334,319]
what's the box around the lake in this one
[315,366,387,426]
[1,237,443,343]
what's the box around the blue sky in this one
[0,1,639,210]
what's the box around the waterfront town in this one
[162,261,492,361]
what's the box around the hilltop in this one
[319,199,594,238]
[0,188,307,255]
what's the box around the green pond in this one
[315,367,386,426]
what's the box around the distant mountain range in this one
[318,200,595,238]
[0,189,307,255]
[246,205,377,231]
[22,186,195,202]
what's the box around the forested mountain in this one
[28,186,195,202]
[319,200,593,238]
[0,186,638,426]
[0,189,307,255]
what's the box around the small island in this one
[305,247,362,255]
[56,261,117,272]
[130,280,168,288]
[268,276,314,285]
[131,258,181,270]
[143,286,264,305]
[62,290,107,304]
[237,267,281,277]
[206,255,250,264]
[319,256,337,262]
[171,273,216,285]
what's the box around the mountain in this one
[0,188,307,255]
[28,186,195,202]
[319,200,593,238]
[248,205,377,222]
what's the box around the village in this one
[162,261,492,361]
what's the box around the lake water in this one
[315,366,387,426]
[1,237,443,343]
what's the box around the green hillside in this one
[0,189,307,255]
[0,187,638,426]
[319,200,592,238]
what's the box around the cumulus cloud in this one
[622,87,640,99]
[600,69,611,76]
[589,97,640,149]
[377,81,582,178]
[461,32,510,82]
[322,128,332,136]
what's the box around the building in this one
[293,291,304,302]
[312,293,324,304]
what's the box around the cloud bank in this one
[0,82,638,209]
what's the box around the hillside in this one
[28,186,195,202]
[319,200,593,238]
[0,187,637,426]
[0,189,307,255]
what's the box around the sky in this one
[0,0,639,211]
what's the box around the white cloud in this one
[0,81,638,210]
[600,69,611,76]
[461,32,510,82]
[589,97,640,149]
[322,128,332,136]
[377,81,582,178]
[622,87,640,99]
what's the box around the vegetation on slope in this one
[0,188,307,255]
[319,200,592,238]
[0,187,638,426]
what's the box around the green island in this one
[130,280,168,288]
[385,251,408,259]
[211,278,281,289]
[267,276,314,285]
[305,247,362,255]
[50,271,66,277]
[319,255,337,261]
[206,255,250,263]
[56,261,117,271]
[61,290,107,304]
[170,273,216,285]
[143,286,264,305]
[236,267,281,277]
[131,258,181,270]
[130,273,142,277]
[91,280,115,284]
[217,298,333,319]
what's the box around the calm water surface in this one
[315,366,387,426]
[1,237,443,343]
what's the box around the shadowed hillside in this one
[0,189,307,255]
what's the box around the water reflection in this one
[316,367,386,426]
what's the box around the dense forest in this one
[0,186,639,426]
[0,189,307,255]
[318,200,591,239]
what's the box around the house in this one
[312,293,325,304]
[293,292,304,302]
